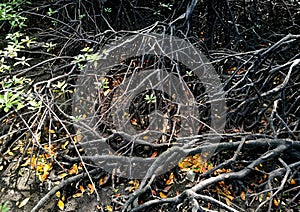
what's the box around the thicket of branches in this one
[0,0,299,211]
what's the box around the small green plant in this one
[0,91,23,112]
[0,201,10,212]
[72,48,100,69]
[0,0,30,29]
[47,8,57,16]
[97,78,109,89]
[79,14,85,20]
[104,7,112,13]
[155,3,173,14]
[51,81,72,99]
[0,76,41,113]
[159,3,172,10]
[13,56,32,66]
[42,42,56,52]
[72,115,83,122]
[52,81,68,93]
[80,47,93,53]
[186,70,193,76]
[0,58,11,72]
[145,93,156,103]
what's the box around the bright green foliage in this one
[0,76,41,113]
[0,201,10,212]
[0,0,30,29]
[145,93,156,103]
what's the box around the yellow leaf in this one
[39,172,49,182]
[130,118,138,125]
[290,179,296,185]
[74,134,82,143]
[103,89,111,96]
[7,151,14,156]
[273,199,279,207]
[57,199,64,210]
[240,191,246,201]
[58,173,68,179]
[159,192,167,199]
[72,193,83,198]
[99,176,106,186]
[88,183,95,194]
[12,146,20,151]
[19,197,30,208]
[62,141,69,149]
[79,185,85,193]
[258,194,263,202]
[106,205,113,212]
[225,197,231,206]
[226,194,234,201]
[56,191,61,198]
[49,129,55,134]
[68,164,78,175]
[21,158,31,166]
[44,163,52,173]
[166,173,174,185]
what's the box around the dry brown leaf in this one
[150,151,158,158]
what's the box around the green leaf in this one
[0,94,4,103]
[4,106,9,112]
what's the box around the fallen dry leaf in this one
[159,192,167,199]
[106,205,113,212]
[57,199,64,210]
[19,197,30,208]
[88,183,95,194]
[72,193,83,198]
[240,191,246,201]
[68,164,78,175]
